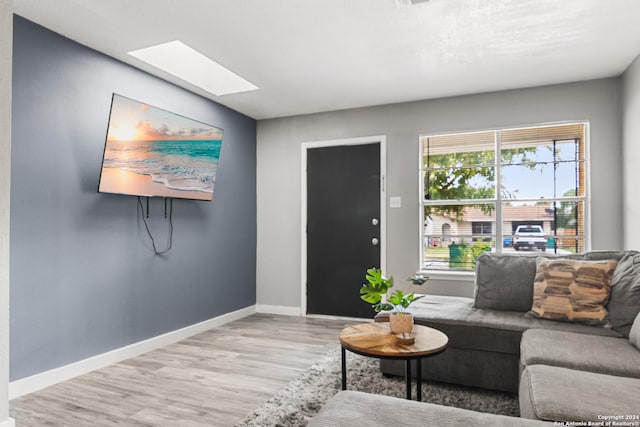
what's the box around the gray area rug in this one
[235,348,519,427]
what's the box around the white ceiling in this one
[13,0,640,120]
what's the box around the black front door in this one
[306,143,381,318]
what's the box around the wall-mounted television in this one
[98,94,224,201]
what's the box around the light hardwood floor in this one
[10,313,359,426]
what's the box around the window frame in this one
[418,121,591,275]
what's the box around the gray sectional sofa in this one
[311,250,640,425]
[378,250,640,393]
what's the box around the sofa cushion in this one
[630,312,640,350]
[520,329,640,378]
[527,258,617,325]
[472,250,628,313]
[308,391,548,427]
[579,250,627,262]
[519,365,640,422]
[473,253,539,312]
[378,295,623,355]
[607,251,640,336]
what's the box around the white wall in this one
[623,54,640,250]
[257,79,624,311]
[0,1,13,425]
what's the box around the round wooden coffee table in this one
[339,322,448,401]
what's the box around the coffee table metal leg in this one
[416,359,422,401]
[341,346,347,390]
[405,359,412,400]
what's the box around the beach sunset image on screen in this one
[98,94,224,201]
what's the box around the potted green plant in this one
[359,268,429,334]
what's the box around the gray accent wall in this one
[257,79,624,308]
[623,54,640,250]
[11,17,256,380]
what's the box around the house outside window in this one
[421,123,588,271]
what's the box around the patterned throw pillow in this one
[527,258,618,325]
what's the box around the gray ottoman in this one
[519,365,640,422]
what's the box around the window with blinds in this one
[421,123,587,271]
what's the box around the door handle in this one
[371,218,379,226]
[371,238,379,246]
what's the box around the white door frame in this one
[300,135,387,316]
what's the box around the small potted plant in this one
[359,267,429,334]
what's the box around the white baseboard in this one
[255,304,302,316]
[0,417,15,427]
[9,305,256,399]
[305,313,373,322]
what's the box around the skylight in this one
[128,41,258,96]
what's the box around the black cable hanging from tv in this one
[137,196,174,254]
